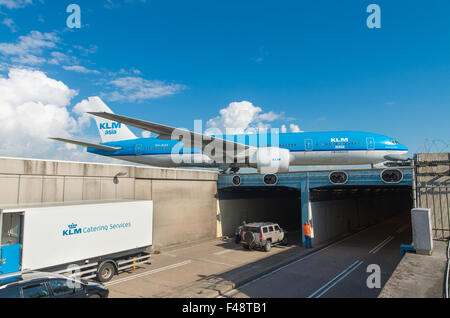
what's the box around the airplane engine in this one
[250,147,292,174]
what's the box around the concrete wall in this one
[0,157,218,249]
[310,193,412,245]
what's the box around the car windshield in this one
[244,226,261,233]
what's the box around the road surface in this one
[222,213,412,298]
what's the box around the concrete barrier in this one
[412,208,433,255]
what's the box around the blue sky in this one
[0,0,449,162]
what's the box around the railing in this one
[445,241,449,299]
[414,154,450,240]
[415,185,450,239]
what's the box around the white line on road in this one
[368,236,395,254]
[213,247,241,256]
[221,218,407,298]
[196,258,233,268]
[308,260,364,298]
[105,260,192,286]
[232,231,364,293]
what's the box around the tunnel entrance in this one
[309,185,413,245]
[218,183,413,248]
[218,187,302,240]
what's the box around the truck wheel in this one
[97,262,115,282]
[282,236,288,246]
[264,241,271,252]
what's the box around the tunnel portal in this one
[217,168,413,246]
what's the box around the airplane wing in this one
[88,112,253,160]
[50,137,121,151]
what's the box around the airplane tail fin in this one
[86,97,137,143]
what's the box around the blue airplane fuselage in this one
[87,131,408,168]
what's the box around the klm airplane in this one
[51,109,409,174]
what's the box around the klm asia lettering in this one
[62,222,132,237]
[99,122,121,135]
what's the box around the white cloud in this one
[48,52,75,65]
[206,101,283,135]
[2,18,17,32]
[0,0,32,9]
[0,30,58,55]
[0,69,124,163]
[0,30,59,65]
[289,124,303,133]
[280,124,303,133]
[256,111,281,122]
[73,44,98,56]
[0,68,78,157]
[0,31,100,74]
[105,76,186,102]
[11,54,45,65]
[62,65,100,74]
[105,0,147,9]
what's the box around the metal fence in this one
[414,153,450,239]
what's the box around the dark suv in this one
[0,271,109,298]
[240,222,288,252]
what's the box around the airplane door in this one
[366,137,375,150]
[0,211,23,275]
[135,144,143,156]
[304,139,313,152]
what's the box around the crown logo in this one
[68,223,77,229]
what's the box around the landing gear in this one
[219,166,240,174]
[230,167,240,174]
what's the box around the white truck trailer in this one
[0,200,153,282]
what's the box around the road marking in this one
[221,220,400,297]
[233,230,365,292]
[196,258,233,268]
[395,224,410,234]
[308,260,364,298]
[105,260,192,286]
[368,236,395,254]
[213,247,241,256]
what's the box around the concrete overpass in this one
[218,168,413,246]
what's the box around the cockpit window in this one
[392,140,399,144]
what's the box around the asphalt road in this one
[222,213,412,298]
